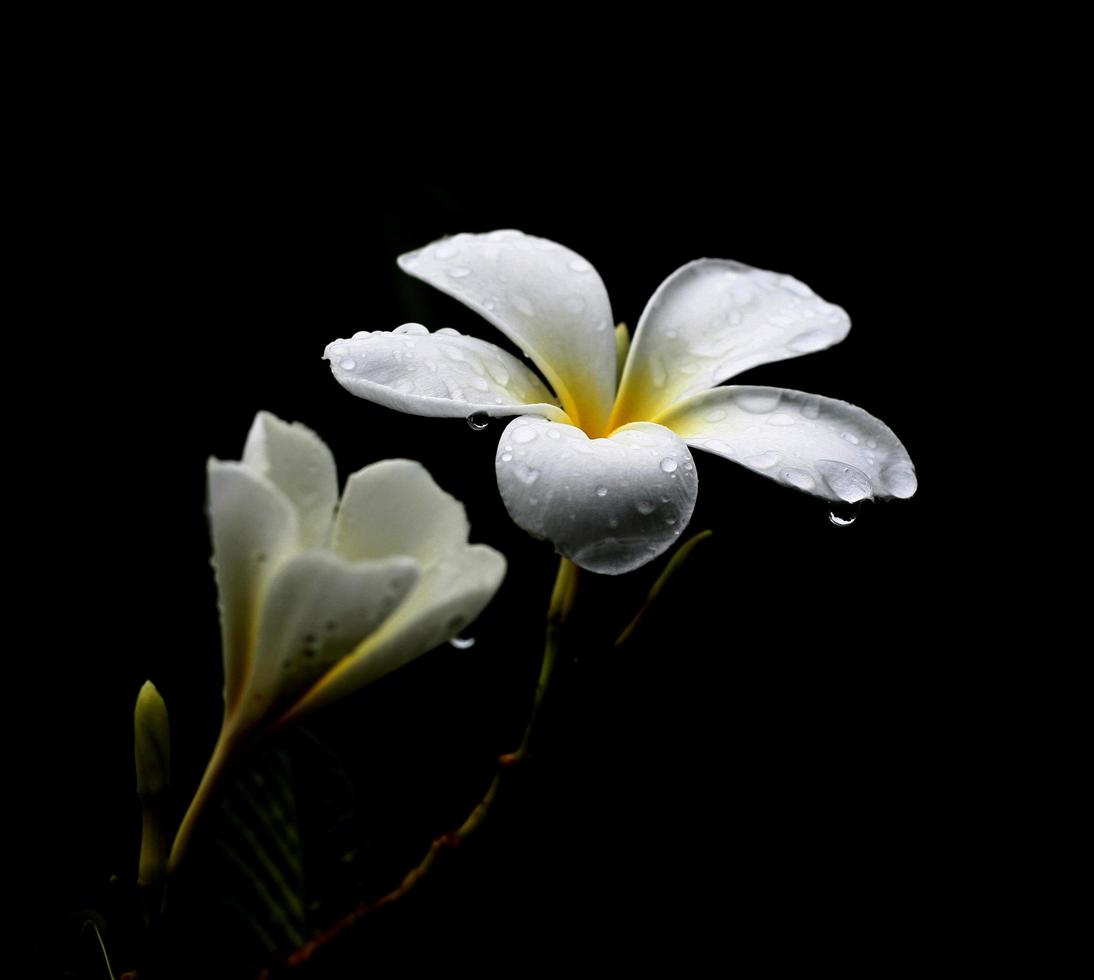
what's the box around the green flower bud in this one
[134,681,170,890]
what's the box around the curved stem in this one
[166,727,237,875]
[615,529,712,648]
[261,557,579,977]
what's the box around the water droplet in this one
[513,426,537,444]
[596,486,608,497]
[841,431,860,445]
[435,242,459,260]
[781,468,816,491]
[547,428,561,439]
[435,327,461,337]
[394,323,430,336]
[569,257,592,272]
[744,451,781,470]
[636,499,655,515]
[467,412,490,431]
[799,396,822,419]
[339,358,357,371]
[881,464,917,498]
[500,452,513,462]
[511,293,535,316]
[736,390,781,414]
[817,460,872,503]
[449,636,476,650]
[787,328,833,353]
[660,458,678,473]
[866,437,878,449]
[483,298,496,311]
[352,330,370,339]
[447,265,472,279]
[705,408,728,423]
[828,503,861,526]
[486,362,510,386]
[513,461,540,485]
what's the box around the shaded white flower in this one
[170,411,505,869]
[325,231,916,575]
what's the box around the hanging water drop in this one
[449,636,477,650]
[466,412,490,431]
[828,502,861,526]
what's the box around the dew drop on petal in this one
[449,635,476,650]
[467,412,490,431]
[659,458,678,473]
[782,468,816,491]
[736,391,781,414]
[828,503,861,526]
[636,499,655,515]
[435,242,459,260]
[569,257,592,273]
[744,451,782,470]
[447,265,472,279]
[339,358,357,371]
[596,486,608,497]
[513,426,538,444]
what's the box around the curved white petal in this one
[207,461,300,715]
[333,458,470,568]
[232,550,421,732]
[494,417,698,575]
[613,259,850,425]
[398,231,617,435]
[283,543,506,720]
[325,323,567,423]
[656,386,917,502]
[242,411,338,548]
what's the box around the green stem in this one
[615,529,713,648]
[166,727,237,876]
[261,557,579,976]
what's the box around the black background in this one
[26,106,974,975]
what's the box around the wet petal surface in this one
[398,231,617,434]
[614,259,850,424]
[325,323,566,422]
[494,417,698,575]
[656,385,916,502]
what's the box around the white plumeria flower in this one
[325,231,916,575]
[171,411,506,869]
[210,410,506,731]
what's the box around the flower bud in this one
[134,681,170,889]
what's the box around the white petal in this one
[333,459,470,568]
[207,461,299,715]
[283,543,506,720]
[325,324,567,423]
[656,385,917,502]
[398,231,617,435]
[613,259,850,425]
[242,411,338,548]
[233,550,421,731]
[494,417,698,575]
